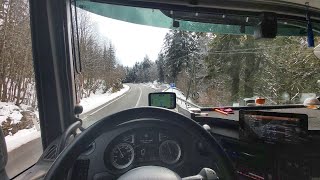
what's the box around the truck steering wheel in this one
[44,107,235,180]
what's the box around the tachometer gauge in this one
[110,143,134,169]
[159,140,181,164]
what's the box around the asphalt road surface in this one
[5,83,162,178]
[81,83,161,128]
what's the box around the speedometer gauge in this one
[159,140,181,164]
[110,143,134,169]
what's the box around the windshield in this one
[71,2,320,128]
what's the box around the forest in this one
[0,0,35,106]
[0,2,126,107]
[125,30,320,106]
[72,10,126,103]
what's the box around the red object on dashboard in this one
[224,108,234,114]
[214,109,228,115]
[213,108,234,115]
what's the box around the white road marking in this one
[135,86,142,107]
[82,93,127,120]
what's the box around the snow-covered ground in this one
[5,127,40,152]
[0,102,24,124]
[0,102,39,152]
[143,81,162,90]
[0,102,39,130]
[80,84,130,114]
[1,84,130,152]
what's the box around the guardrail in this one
[161,86,170,92]
[163,87,201,109]
[176,96,201,109]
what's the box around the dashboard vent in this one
[43,145,58,161]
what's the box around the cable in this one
[208,50,311,55]
[69,0,79,74]
[72,0,82,74]
[166,47,307,57]
[69,0,84,105]
[208,44,304,53]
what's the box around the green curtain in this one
[76,0,319,36]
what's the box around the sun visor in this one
[76,0,319,36]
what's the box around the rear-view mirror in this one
[148,92,176,109]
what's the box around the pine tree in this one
[156,54,165,83]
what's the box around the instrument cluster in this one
[104,128,183,171]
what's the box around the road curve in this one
[82,83,159,128]
[5,83,160,178]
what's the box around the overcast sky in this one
[90,13,169,67]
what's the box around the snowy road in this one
[6,83,163,178]
[81,83,161,128]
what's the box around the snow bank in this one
[0,102,24,124]
[5,127,40,152]
[143,81,161,90]
[1,85,130,152]
[80,84,130,114]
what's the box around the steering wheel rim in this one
[44,107,235,180]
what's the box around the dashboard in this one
[104,128,183,171]
[74,123,215,180]
[18,108,320,180]
[199,109,320,180]
[70,108,320,180]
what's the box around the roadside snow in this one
[0,102,23,124]
[0,102,40,152]
[80,84,130,114]
[5,127,40,152]
[1,84,129,152]
[143,81,161,90]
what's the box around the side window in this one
[0,0,42,178]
